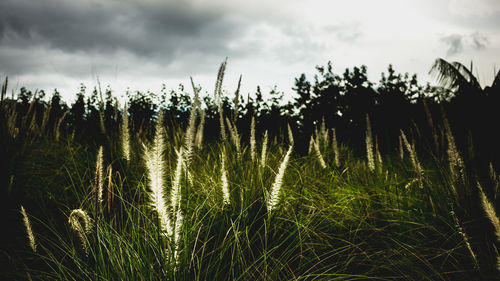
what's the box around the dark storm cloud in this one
[0,0,248,75]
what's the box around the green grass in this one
[2,122,499,281]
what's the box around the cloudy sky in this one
[0,0,499,102]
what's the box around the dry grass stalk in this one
[94,146,104,204]
[143,122,172,236]
[55,111,67,141]
[308,135,314,155]
[250,116,256,162]
[220,150,230,205]
[121,103,131,162]
[106,165,113,214]
[332,128,340,166]
[40,105,50,134]
[478,181,500,242]
[261,130,268,168]
[365,114,375,171]
[267,145,293,213]
[20,206,36,252]
[68,209,92,254]
[320,117,328,147]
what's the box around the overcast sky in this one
[1,0,499,102]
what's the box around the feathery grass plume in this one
[106,165,113,214]
[195,109,205,149]
[20,206,36,252]
[260,130,268,168]
[444,117,466,184]
[250,116,256,162]
[184,77,201,166]
[287,123,294,145]
[68,209,92,254]
[400,130,424,176]
[423,99,439,153]
[478,181,500,242]
[320,117,328,147]
[308,135,314,155]
[267,145,293,214]
[121,103,131,162]
[96,79,106,135]
[170,147,185,214]
[399,135,404,161]
[375,135,383,169]
[173,208,184,263]
[313,136,327,169]
[220,149,230,205]
[215,59,227,141]
[6,102,18,138]
[490,163,499,200]
[365,114,375,171]
[232,74,242,123]
[54,111,67,141]
[226,117,240,154]
[143,121,172,236]
[94,146,104,204]
[450,209,479,269]
[332,128,340,166]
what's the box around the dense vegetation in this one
[1,58,500,280]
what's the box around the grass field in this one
[1,77,500,281]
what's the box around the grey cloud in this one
[441,34,463,56]
[440,32,489,56]
[470,31,488,50]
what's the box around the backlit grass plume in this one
[94,146,104,204]
[478,181,500,242]
[171,148,184,214]
[20,205,36,252]
[121,103,130,162]
[332,128,340,166]
[68,209,92,254]
[365,114,375,172]
[220,150,230,205]
[143,120,172,236]
[250,116,256,162]
[313,135,327,169]
[267,145,293,214]
[261,130,268,168]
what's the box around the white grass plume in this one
[308,135,314,155]
[173,208,184,263]
[260,130,268,168]
[143,123,172,236]
[287,123,294,145]
[184,77,201,166]
[375,136,383,169]
[171,148,185,214]
[267,145,293,213]
[444,118,466,184]
[94,146,104,204]
[250,116,256,162]
[400,130,424,177]
[450,209,479,269]
[20,205,36,252]
[220,150,230,205]
[332,128,340,166]
[121,103,131,162]
[313,136,327,169]
[365,114,375,172]
[68,209,92,254]
[399,135,404,161]
[215,60,227,141]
